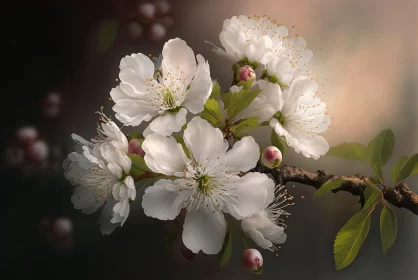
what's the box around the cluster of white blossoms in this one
[63,14,329,260]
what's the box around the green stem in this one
[240,231,249,249]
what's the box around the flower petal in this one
[119,53,155,94]
[287,130,329,159]
[223,173,275,219]
[162,38,197,85]
[183,117,228,163]
[225,136,259,173]
[182,55,212,114]
[142,134,188,175]
[148,108,187,136]
[182,207,226,254]
[142,179,185,220]
[248,228,274,250]
[99,198,119,235]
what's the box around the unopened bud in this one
[53,217,73,237]
[148,23,167,41]
[261,146,282,168]
[128,138,145,157]
[128,22,143,39]
[27,140,49,163]
[17,126,38,146]
[43,92,61,118]
[236,65,256,82]
[138,3,156,20]
[155,0,170,16]
[242,248,263,273]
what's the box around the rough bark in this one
[252,163,418,215]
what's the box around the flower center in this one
[197,174,211,195]
[274,111,286,125]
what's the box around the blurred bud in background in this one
[137,2,156,21]
[17,126,38,146]
[128,21,144,39]
[40,216,74,251]
[42,92,61,118]
[155,0,170,16]
[27,140,49,164]
[148,23,166,41]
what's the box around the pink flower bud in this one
[27,140,49,163]
[17,126,38,146]
[155,0,170,15]
[42,92,61,118]
[53,217,73,237]
[236,65,256,82]
[128,22,143,39]
[242,248,263,272]
[261,146,282,168]
[138,3,156,20]
[128,138,145,157]
[148,23,167,41]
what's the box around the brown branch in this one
[252,163,418,215]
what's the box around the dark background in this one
[2,0,418,279]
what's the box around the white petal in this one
[162,38,196,85]
[141,179,185,220]
[119,53,155,94]
[182,207,226,254]
[282,77,318,115]
[248,228,273,250]
[99,198,119,235]
[183,117,228,163]
[223,173,275,219]
[225,136,259,173]
[182,55,212,114]
[148,108,187,136]
[288,131,329,159]
[112,99,157,127]
[142,134,188,175]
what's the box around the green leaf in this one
[173,135,191,159]
[229,116,259,137]
[128,154,151,176]
[366,128,395,167]
[127,131,143,141]
[362,185,381,212]
[134,177,162,189]
[219,219,233,268]
[210,80,221,100]
[393,154,418,184]
[391,155,408,184]
[313,179,345,198]
[222,88,261,120]
[240,231,249,249]
[252,266,264,275]
[333,210,372,270]
[201,99,223,126]
[237,79,254,89]
[364,129,394,180]
[97,19,119,52]
[326,142,367,161]
[380,204,398,255]
[271,130,288,155]
[411,160,418,176]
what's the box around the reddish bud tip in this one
[261,146,282,168]
[236,65,256,82]
[128,138,145,157]
[242,248,263,272]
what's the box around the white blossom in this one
[63,114,135,235]
[141,117,275,254]
[111,38,213,136]
[269,77,330,159]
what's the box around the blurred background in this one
[2,0,417,279]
